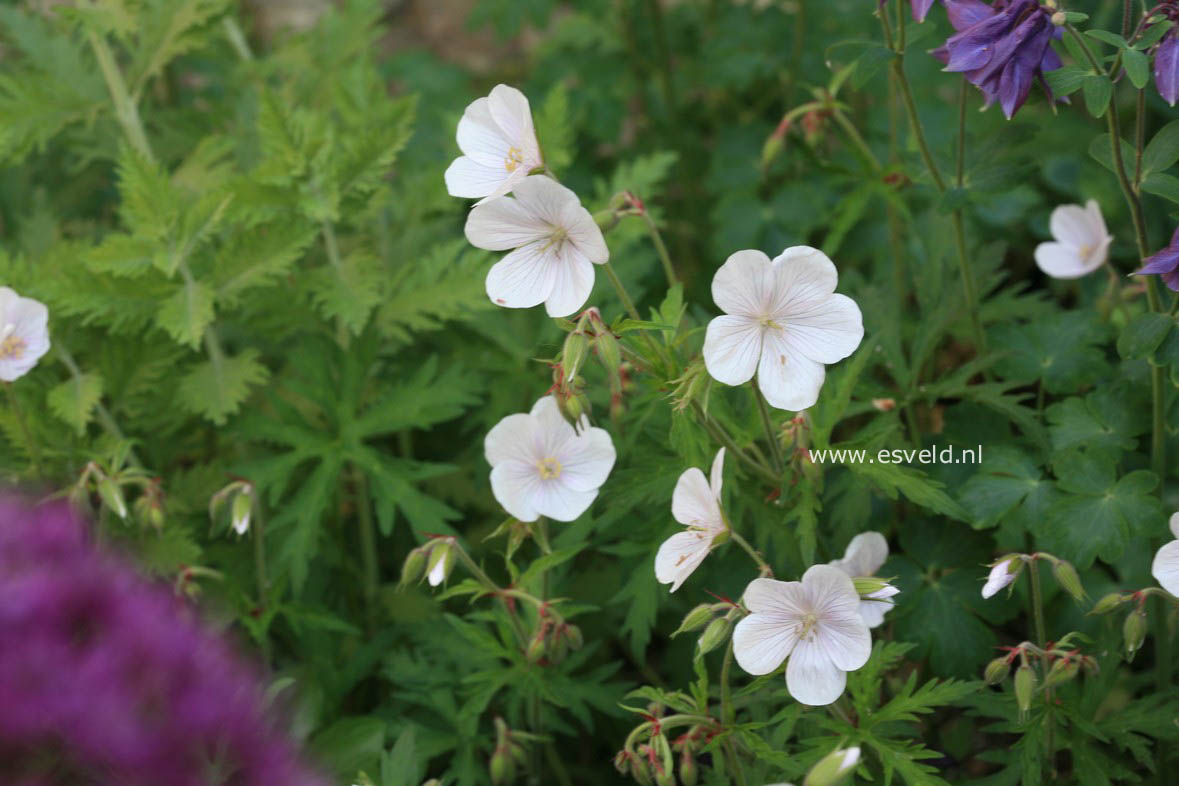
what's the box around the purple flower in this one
[880,0,936,23]
[0,497,326,786]
[1135,226,1179,291]
[935,0,1063,118]
[1155,30,1179,106]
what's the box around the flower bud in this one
[853,577,900,600]
[526,629,548,663]
[674,604,716,637]
[426,541,455,587]
[548,626,569,665]
[97,474,128,520]
[1090,592,1129,615]
[1050,10,1067,26]
[562,330,590,383]
[631,748,654,785]
[490,746,515,785]
[1043,656,1081,690]
[231,488,253,535]
[1051,560,1086,603]
[679,747,698,786]
[984,656,1011,685]
[400,547,428,586]
[1124,608,1148,660]
[982,554,1024,599]
[697,616,731,656]
[563,623,583,650]
[1014,664,1037,715]
[613,750,633,776]
[804,746,861,786]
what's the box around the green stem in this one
[831,108,881,171]
[603,261,641,321]
[88,29,153,161]
[321,220,351,348]
[5,382,42,476]
[639,211,677,287]
[1028,558,1047,649]
[690,402,778,485]
[724,738,749,786]
[251,496,271,664]
[222,17,254,61]
[752,385,784,475]
[729,530,773,577]
[352,465,379,627]
[57,343,142,466]
[452,545,530,646]
[720,639,736,725]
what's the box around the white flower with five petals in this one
[655,448,728,592]
[0,286,50,382]
[1033,200,1113,280]
[703,247,863,411]
[1152,512,1179,596]
[732,566,872,706]
[465,175,609,318]
[829,532,893,628]
[484,396,616,522]
[444,84,542,202]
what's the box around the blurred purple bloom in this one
[1135,226,1179,291]
[1155,31,1179,106]
[878,0,936,23]
[0,497,326,786]
[934,0,1063,118]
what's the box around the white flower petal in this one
[779,293,863,364]
[858,599,890,629]
[982,558,1019,598]
[530,395,575,449]
[485,413,540,467]
[561,198,609,264]
[742,577,809,615]
[785,640,847,706]
[456,97,512,168]
[489,460,541,522]
[556,425,616,492]
[733,611,798,675]
[1152,540,1179,596]
[487,84,539,163]
[672,467,722,529]
[445,156,519,200]
[816,610,872,672]
[1168,511,1179,540]
[801,564,861,608]
[654,530,713,592]
[768,246,839,315]
[532,479,597,521]
[712,249,774,317]
[757,328,826,411]
[0,289,49,382]
[465,195,552,250]
[1034,241,1089,279]
[543,247,595,318]
[428,558,447,586]
[709,447,726,499]
[485,242,557,309]
[1050,203,1101,248]
[703,314,762,386]
[510,175,578,227]
[833,532,889,577]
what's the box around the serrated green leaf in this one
[845,461,970,521]
[535,80,573,173]
[156,280,215,349]
[47,372,104,435]
[177,347,269,425]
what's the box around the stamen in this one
[504,146,525,173]
[537,457,563,479]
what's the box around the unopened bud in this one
[613,750,633,776]
[984,656,1011,685]
[548,627,569,664]
[1014,664,1037,714]
[631,749,654,785]
[697,616,731,656]
[400,547,428,586]
[1124,608,1148,660]
[97,474,127,520]
[1050,10,1066,25]
[804,746,861,786]
[680,747,698,786]
[853,576,900,600]
[426,541,455,587]
[595,330,622,374]
[871,397,896,411]
[231,488,252,535]
[490,747,515,785]
[674,604,716,637]
[982,555,1024,599]
[564,623,583,650]
[526,630,547,663]
[1090,592,1129,615]
[1043,657,1081,689]
[1051,560,1086,603]
[562,331,590,382]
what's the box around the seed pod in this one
[96,474,128,520]
[1051,560,1086,603]
[1014,664,1037,715]
[400,547,428,586]
[984,657,1011,685]
[595,330,622,375]
[562,330,590,382]
[673,604,715,637]
[1124,608,1148,661]
[1090,592,1128,615]
[697,616,731,656]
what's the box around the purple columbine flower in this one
[1154,13,1179,106]
[0,497,326,786]
[1135,226,1179,290]
[934,0,1064,118]
[879,0,936,23]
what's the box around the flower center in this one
[504,146,525,173]
[758,315,782,331]
[798,611,820,641]
[538,226,569,255]
[537,457,563,479]
[1077,242,1093,258]
[0,325,24,360]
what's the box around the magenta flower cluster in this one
[0,497,325,786]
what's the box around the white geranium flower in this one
[484,396,616,522]
[732,565,872,706]
[829,531,892,628]
[0,287,50,382]
[655,448,728,592]
[465,175,609,318]
[1033,200,1112,279]
[703,247,863,411]
[981,555,1023,599]
[1151,512,1179,596]
[444,84,542,202]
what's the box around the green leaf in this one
[1046,394,1140,461]
[958,446,1048,529]
[1118,312,1175,359]
[156,280,215,349]
[128,0,233,97]
[851,45,894,89]
[1136,20,1174,50]
[177,347,270,425]
[47,372,103,435]
[1142,119,1179,176]
[845,461,970,521]
[1141,171,1179,205]
[1043,65,1089,97]
[1123,46,1151,89]
[1088,132,1137,175]
[1085,29,1128,48]
[535,80,573,173]
[375,240,495,344]
[306,249,384,336]
[991,312,1108,394]
[308,716,387,780]
[1082,74,1113,118]
[117,144,179,241]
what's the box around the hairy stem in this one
[639,211,677,287]
[352,466,379,628]
[729,530,773,577]
[603,261,642,321]
[752,385,784,475]
[5,382,42,477]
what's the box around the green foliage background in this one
[3,0,1179,784]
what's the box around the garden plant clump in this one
[4,0,1179,784]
